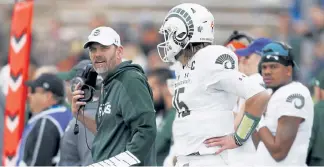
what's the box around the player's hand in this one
[204,135,239,154]
[71,83,87,117]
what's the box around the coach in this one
[71,26,157,166]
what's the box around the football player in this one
[255,41,314,165]
[157,3,270,166]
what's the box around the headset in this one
[71,64,98,135]
[70,64,98,103]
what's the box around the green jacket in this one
[307,100,324,166]
[155,108,176,166]
[91,61,157,166]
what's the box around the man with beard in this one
[71,27,156,166]
[147,68,176,166]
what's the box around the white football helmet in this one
[157,3,215,63]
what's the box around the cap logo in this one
[43,82,50,89]
[93,29,100,36]
[266,55,279,60]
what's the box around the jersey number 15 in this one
[173,87,191,118]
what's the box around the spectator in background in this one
[57,60,99,166]
[307,71,324,166]
[139,22,160,56]
[290,4,324,83]
[248,26,271,39]
[77,13,109,62]
[0,7,14,66]
[33,65,58,79]
[147,68,176,166]
[146,49,169,72]
[88,13,108,30]
[36,18,70,66]
[16,73,72,166]
[25,65,59,122]
[311,40,324,79]
[123,43,147,70]
[0,57,38,96]
[274,11,304,73]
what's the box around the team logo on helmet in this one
[165,8,195,43]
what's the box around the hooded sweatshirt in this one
[91,61,157,166]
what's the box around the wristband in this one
[234,112,261,145]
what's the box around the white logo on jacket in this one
[99,102,111,116]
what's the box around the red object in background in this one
[226,41,247,51]
[2,1,33,166]
[225,41,247,61]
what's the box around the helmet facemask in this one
[157,18,190,63]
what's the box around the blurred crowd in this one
[0,1,323,85]
[0,0,323,166]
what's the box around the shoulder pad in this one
[195,45,239,71]
[275,82,310,109]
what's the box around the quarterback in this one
[157,3,270,166]
[255,42,314,166]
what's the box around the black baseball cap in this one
[26,73,65,97]
[56,60,92,81]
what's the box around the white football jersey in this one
[233,73,264,113]
[230,73,265,165]
[256,82,314,166]
[171,45,265,156]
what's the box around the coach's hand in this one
[204,135,239,154]
[71,83,87,116]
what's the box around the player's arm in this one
[234,96,261,148]
[257,93,308,161]
[258,116,303,162]
[216,70,270,146]
[203,45,270,147]
[234,101,245,130]
[258,93,309,162]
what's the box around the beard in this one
[93,52,117,75]
[94,65,109,74]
